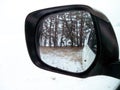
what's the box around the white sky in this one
[0,0,120,90]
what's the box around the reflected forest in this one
[39,11,94,47]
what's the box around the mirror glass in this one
[38,10,97,73]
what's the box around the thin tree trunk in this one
[80,11,84,47]
[49,20,52,47]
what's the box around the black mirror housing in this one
[25,5,119,79]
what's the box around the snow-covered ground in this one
[40,47,84,72]
[40,45,95,73]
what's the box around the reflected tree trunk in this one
[49,18,52,47]
[80,11,84,47]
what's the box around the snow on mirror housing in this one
[25,5,120,78]
[38,11,97,73]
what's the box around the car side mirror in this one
[25,5,120,79]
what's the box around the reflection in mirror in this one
[38,10,97,73]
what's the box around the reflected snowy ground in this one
[40,47,83,72]
[40,45,95,73]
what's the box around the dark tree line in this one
[39,10,95,47]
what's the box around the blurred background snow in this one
[0,0,120,90]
